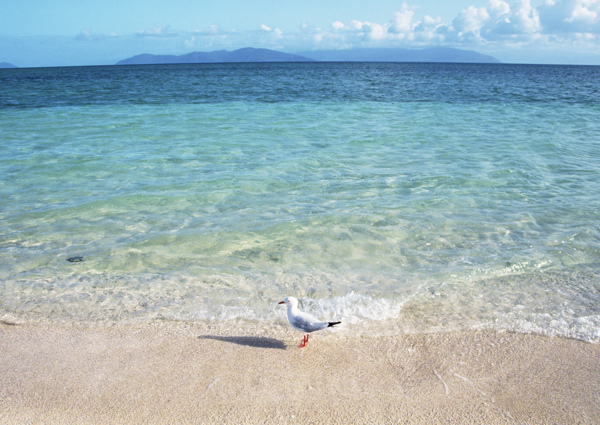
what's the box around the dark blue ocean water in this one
[1,63,599,340]
[2,63,599,107]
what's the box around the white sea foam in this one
[167,291,405,328]
[491,312,600,343]
[296,292,405,325]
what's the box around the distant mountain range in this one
[300,47,500,63]
[1,46,500,69]
[117,46,500,65]
[117,48,314,65]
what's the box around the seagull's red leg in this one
[299,334,308,348]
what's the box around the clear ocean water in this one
[1,62,599,341]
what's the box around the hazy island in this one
[301,46,501,63]
[117,46,500,65]
[117,47,315,65]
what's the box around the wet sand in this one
[1,322,599,424]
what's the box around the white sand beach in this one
[1,322,598,424]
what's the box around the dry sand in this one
[1,321,599,424]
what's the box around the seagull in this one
[278,296,341,347]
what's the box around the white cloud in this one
[319,3,441,45]
[277,0,597,62]
[539,0,600,33]
[365,23,388,41]
[257,24,283,45]
[489,0,511,17]
[418,15,444,32]
[390,3,415,33]
[331,21,346,31]
[453,6,490,36]
[349,20,364,31]
[486,0,541,36]
[137,26,177,37]
[512,0,542,33]
[441,0,598,42]
[275,0,596,51]
[193,25,222,35]
[569,4,597,23]
[412,16,445,42]
[260,24,283,38]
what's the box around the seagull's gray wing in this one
[290,313,329,333]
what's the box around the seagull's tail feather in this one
[327,321,341,327]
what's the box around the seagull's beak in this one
[278,301,285,304]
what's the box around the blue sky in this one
[1,0,599,67]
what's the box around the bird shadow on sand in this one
[198,335,287,350]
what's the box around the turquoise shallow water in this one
[1,63,599,340]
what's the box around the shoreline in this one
[1,322,599,424]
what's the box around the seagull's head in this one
[278,296,298,307]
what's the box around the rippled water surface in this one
[1,63,599,340]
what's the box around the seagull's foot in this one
[298,334,309,348]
